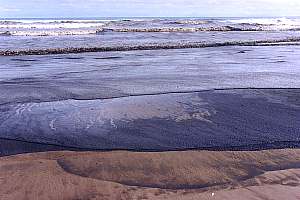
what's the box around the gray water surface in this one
[0,45,300,155]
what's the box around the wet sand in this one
[1,149,300,200]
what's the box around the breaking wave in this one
[1,17,300,36]
[1,37,300,56]
[0,19,107,28]
[95,26,292,33]
[2,26,300,37]
[0,30,97,36]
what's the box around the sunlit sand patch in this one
[1,149,300,200]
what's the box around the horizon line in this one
[1,15,300,19]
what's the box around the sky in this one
[0,0,300,18]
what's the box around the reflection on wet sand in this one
[0,89,299,156]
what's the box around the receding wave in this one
[1,38,300,56]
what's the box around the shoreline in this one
[2,137,300,157]
[1,149,300,199]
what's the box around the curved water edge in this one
[1,37,300,56]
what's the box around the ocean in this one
[1,17,300,53]
[1,17,300,155]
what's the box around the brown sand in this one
[1,149,300,200]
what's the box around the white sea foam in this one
[224,17,300,25]
[9,30,97,36]
[0,19,109,24]
[223,17,300,30]
[0,20,106,29]
[1,18,300,37]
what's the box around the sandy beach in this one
[1,149,300,200]
[1,16,300,200]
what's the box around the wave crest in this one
[1,37,300,56]
[1,18,300,36]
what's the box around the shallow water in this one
[1,89,300,156]
[1,17,300,155]
[1,46,300,105]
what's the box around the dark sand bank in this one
[1,149,300,200]
[1,89,300,156]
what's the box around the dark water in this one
[1,18,300,156]
[0,89,300,156]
